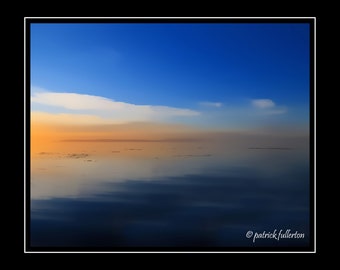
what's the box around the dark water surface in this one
[30,140,310,249]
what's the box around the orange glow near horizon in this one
[30,116,210,158]
[31,111,309,159]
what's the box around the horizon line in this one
[60,138,204,143]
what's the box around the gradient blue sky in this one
[31,22,310,130]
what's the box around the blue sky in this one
[31,22,310,130]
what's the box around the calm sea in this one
[30,138,310,249]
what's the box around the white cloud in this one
[252,99,275,109]
[31,90,200,122]
[251,98,287,115]
[32,92,117,110]
[199,102,223,108]
[31,111,116,125]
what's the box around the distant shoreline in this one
[60,139,202,143]
[248,147,292,150]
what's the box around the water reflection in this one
[30,139,310,248]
